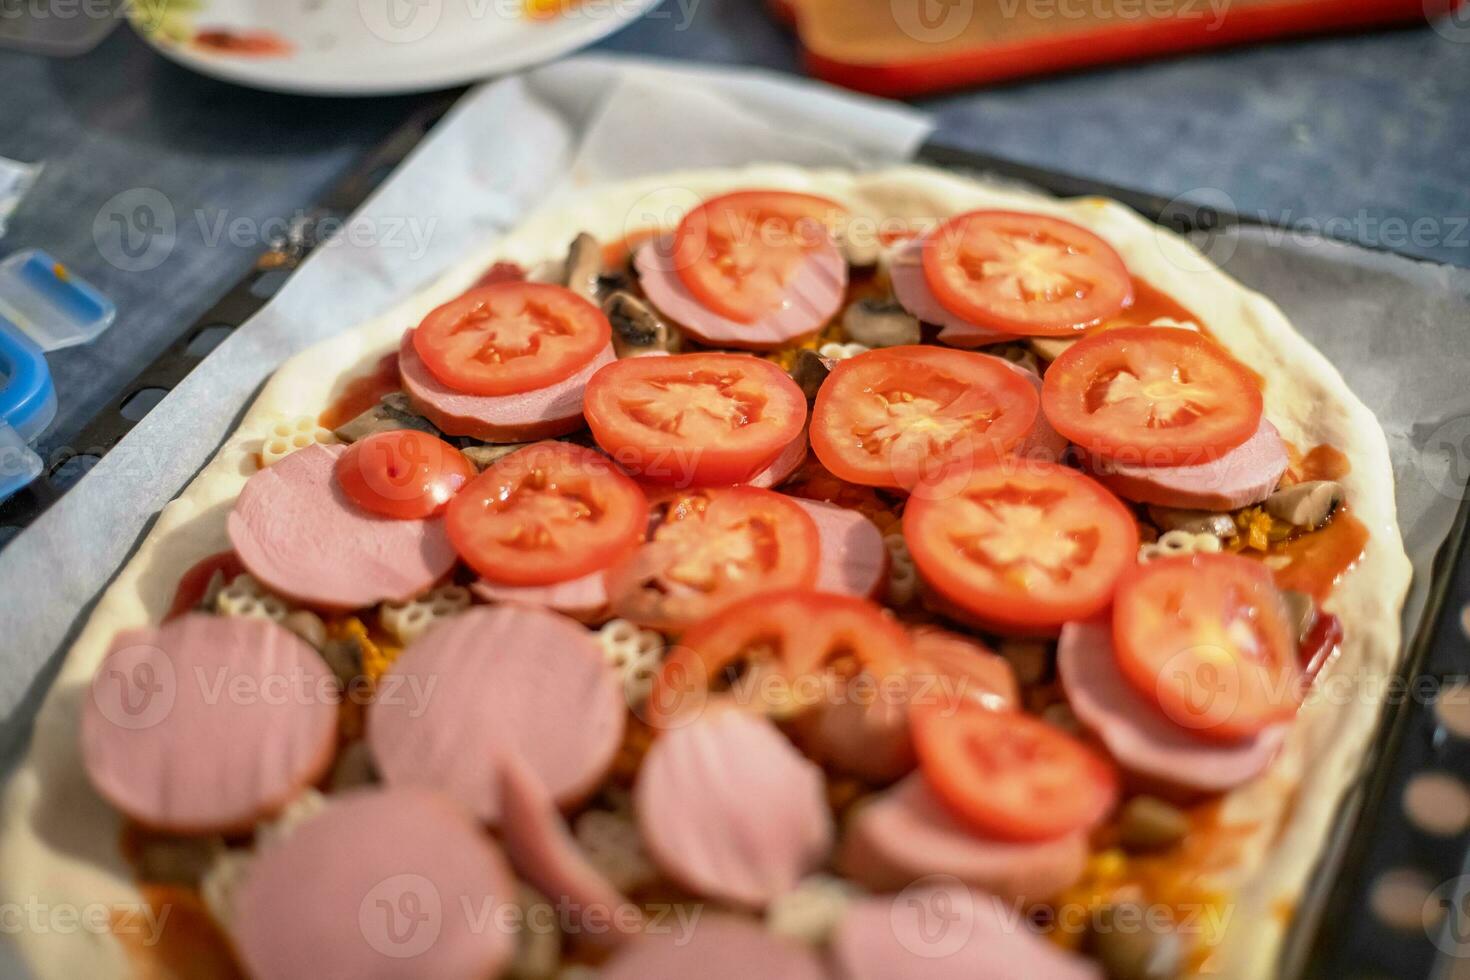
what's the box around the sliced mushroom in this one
[1266,480,1343,529]
[319,635,363,688]
[1118,797,1189,853]
[136,834,225,886]
[460,443,529,471]
[841,298,920,348]
[332,392,440,443]
[834,227,883,270]
[603,290,677,358]
[1146,505,1239,539]
[563,231,603,301]
[1280,589,1317,646]
[282,609,328,651]
[789,349,834,403]
[1028,335,1078,362]
[328,740,379,792]
[1091,904,1184,980]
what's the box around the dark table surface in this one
[0,1,1467,461]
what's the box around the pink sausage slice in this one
[837,773,1086,903]
[499,755,643,944]
[634,709,832,908]
[81,613,337,834]
[369,604,624,826]
[791,497,887,598]
[889,240,1017,347]
[400,329,614,442]
[229,442,457,610]
[470,571,609,623]
[601,915,826,980]
[1002,359,1070,463]
[1057,620,1287,794]
[1085,417,1288,510]
[745,424,809,489]
[635,235,846,350]
[232,788,516,980]
[831,880,1101,980]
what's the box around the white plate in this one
[129,0,664,95]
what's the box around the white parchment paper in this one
[0,55,931,767]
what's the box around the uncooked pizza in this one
[0,166,1411,980]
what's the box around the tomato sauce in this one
[193,30,292,56]
[1294,443,1352,483]
[166,552,243,621]
[317,353,400,431]
[1270,508,1369,601]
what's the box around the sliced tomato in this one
[167,551,245,621]
[912,703,1119,842]
[809,346,1039,492]
[909,626,1019,713]
[902,460,1137,635]
[445,442,646,586]
[336,430,474,520]
[412,281,610,397]
[1112,552,1302,741]
[584,353,807,486]
[921,210,1133,336]
[604,487,819,631]
[646,589,913,728]
[1042,327,1262,466]
[671,190,845,323]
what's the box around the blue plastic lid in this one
[0,314,55,444]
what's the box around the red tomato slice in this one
[413,281,610,397]
[909,627,1019,713]
[922,211,1133,336]
[445,441,646,586]
[336,430,474,520]
[584,353,807,486]
[604,487,819,631]
[809,346,1039,492]
[1112,552,1302,741]
[647,589,913,728]
[903,460,1138,635]
[912,703,1119,842]
[1042,326,1263,466]
[671,190,845,323]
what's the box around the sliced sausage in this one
[81,613,338,835]
[831,879,1101,980]
[399,329,614,442]
[634,709,832,909]
[498,755,643,944]
[601,915,826,980]
[634,236,846,350]
[836,773,1086,903]
[231,787,517,980]
[889,240,1016,347]
[368,605,624,826]
[228,442,458,610]
[793,626,1017,783]
[1002,358,1070,463]
[1085,417,1288,511]
[791,498,887,599]
[745,424,809,489]
[470,571,610,623]
[1057,620,1287,794]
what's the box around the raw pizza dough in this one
[0,165,1412,979]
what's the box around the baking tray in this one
[2,121,1465,978]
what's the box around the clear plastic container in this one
[0,249,116,352]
